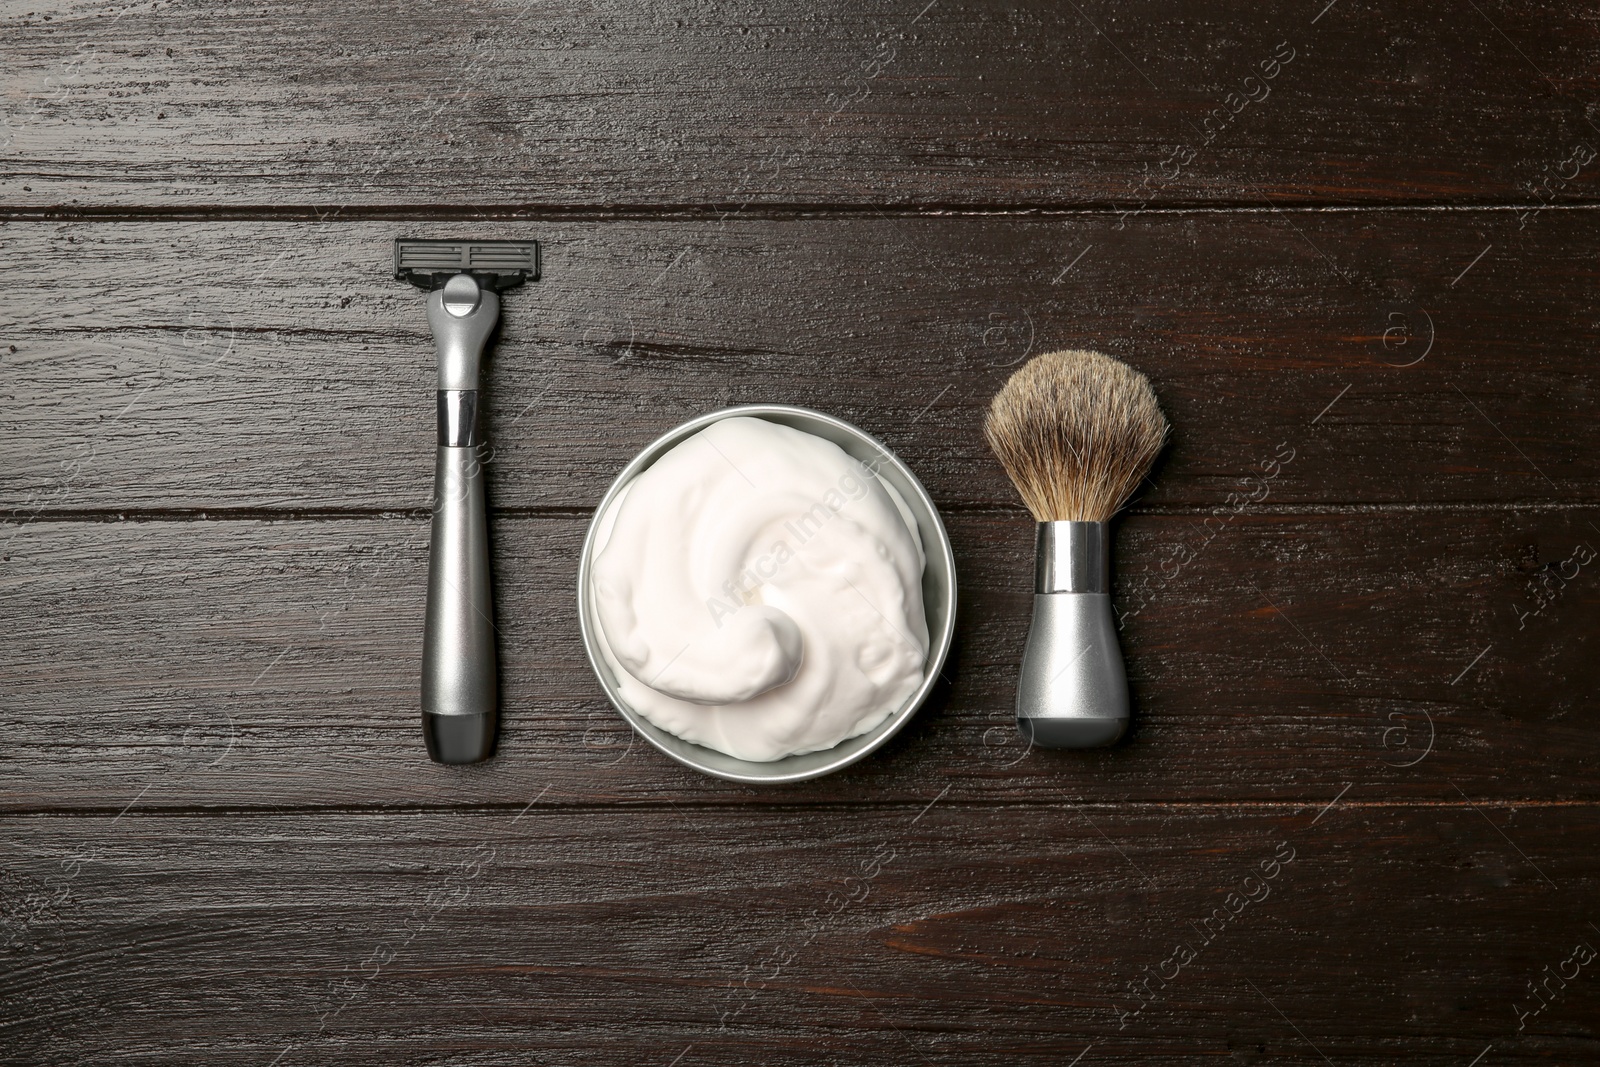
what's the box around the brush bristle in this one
[984,349,1169,522]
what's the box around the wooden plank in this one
[2,803,1595,1063]
[5,211,1598,513]
[3,507,1595,810]
[4,0,1600,210]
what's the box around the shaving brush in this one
[985,349,1168,748]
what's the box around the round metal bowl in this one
[577,405,958,784]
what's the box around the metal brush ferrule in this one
[1035,521,1109,593]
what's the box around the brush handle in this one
[1015,521,1130,748]
[421,276,500,764]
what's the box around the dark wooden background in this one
[4,1,1599,1063]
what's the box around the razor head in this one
[394,238,540,292]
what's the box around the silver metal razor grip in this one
[1016,521,1130,748]
[423,433,497,712]
[420,276,500,763]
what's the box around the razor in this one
[394,238,540,764]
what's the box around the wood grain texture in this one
[5,211,1598,513]
[3,804,1596,1064]
[3,0,1600,210]
[5,0,1599,1061]
[3,507,1594,810]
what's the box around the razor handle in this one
[1015,521,1130,749]
[421,274,500,763]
